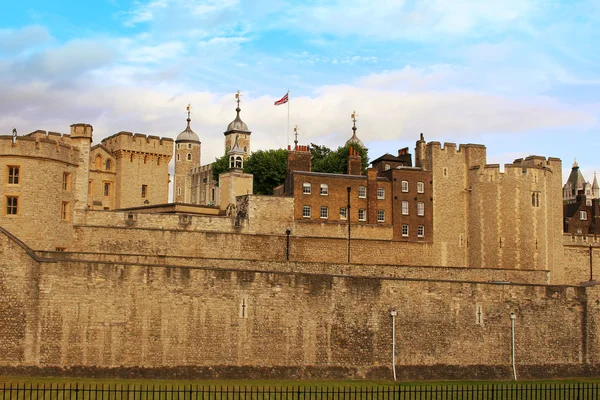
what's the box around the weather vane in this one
[235,90,242,108]
[186,103,192,120]
[351,111,358,130]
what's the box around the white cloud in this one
[2,64,596,172]
[0,25,52,55]
[282,0,537,41]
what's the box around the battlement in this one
[101,131,174,156]
[564,233,600,246]
[0,135,80,165]
[24,129,75,145]
[470,157,559,181]
[427,141,486,153]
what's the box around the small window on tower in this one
[105,160,112,171]
[581,210,588,220]
[187,153,192,161]
[5,196,18,215]
[177,154,180,161]
[141,185,148,198]
[188,143,192,149]
[61,202,70,221]
[7,166,20,184]
[63,173,71,191]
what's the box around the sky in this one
[1,0,599,184]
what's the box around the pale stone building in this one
[173,96,252,207]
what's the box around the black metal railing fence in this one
[1,383,599,400]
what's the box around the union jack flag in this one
[274,93,289,106]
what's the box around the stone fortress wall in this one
[1,228,599,380]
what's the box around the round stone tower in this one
[174,105,201,203]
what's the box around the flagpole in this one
[287,90,290,149]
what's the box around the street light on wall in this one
[510,312,517,381]
[390,308,397,381]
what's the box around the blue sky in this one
[1,0,599,183]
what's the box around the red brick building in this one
[277,144,433,242]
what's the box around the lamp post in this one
[390,308,397,381]
[510,312,517,381]
[347,186,351,264]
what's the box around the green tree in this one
[245,149,288,195]
[311,142,369,174]
[211,153,230,184]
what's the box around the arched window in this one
[177,154,180,161]
[187,153,192,161]
[235,156,243,169]
[95,155,102,169]
[105,159,112,171]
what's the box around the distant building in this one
[563,160,599,202]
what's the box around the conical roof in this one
[593,172,599,190]
[228,135,245,156]
[176,116,200,143]
[226,106,250,133]
[565,160,586,192]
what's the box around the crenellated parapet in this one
[469,157,559,183]
[0,134,80,165]
[101,132,174,159]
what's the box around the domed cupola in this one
[224,91,251,158]
[176,105,200,143]
[225,91,251,134]
[345,110,365,148]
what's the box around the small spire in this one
[294,125,299,148]
[573,158,578,168]
[235,90,242,115]
[186,103,192,127]
[351,110,358,134]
